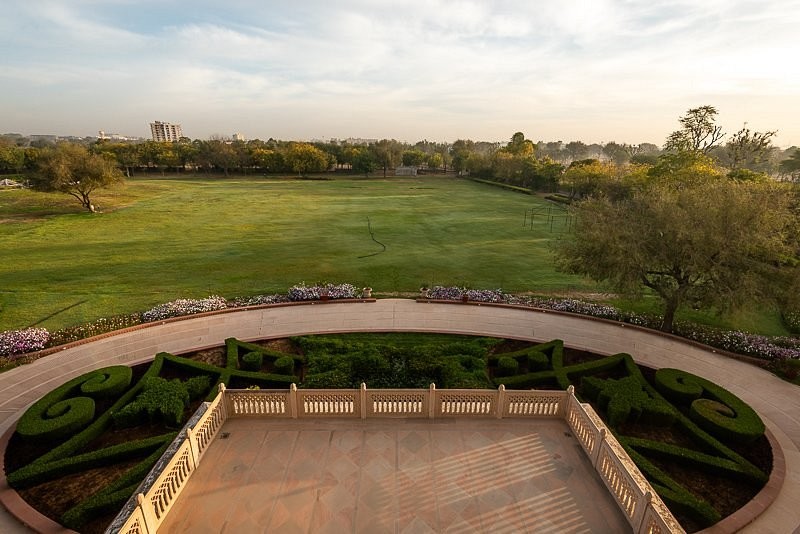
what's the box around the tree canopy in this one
[556,177,798,332]
[33,143,124,212]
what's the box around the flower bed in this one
[287,282,357,301]
[0,328,50,359]
[141,295,228,322]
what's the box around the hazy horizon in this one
[2,1,799,147]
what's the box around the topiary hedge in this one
[274,355,295,374]
[14,365,132,443]
[495,356,519,377]
[654,368,765,445]
[241,351,263,372]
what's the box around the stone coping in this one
[0,298,796,533]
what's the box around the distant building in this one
[232,132,245,142]
[99,130,144,142]
[394,166,418,176]
[150,121,183,142]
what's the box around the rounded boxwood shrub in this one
[274,355,295,375]
[495,356,519,377]
[527,351,549,371]
[653,368,703,405]
[241,351,264,372]
[80,365,133,398]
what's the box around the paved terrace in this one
[159,418,629,533]
[0,299,798,533]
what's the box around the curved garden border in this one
[0,299,797,533]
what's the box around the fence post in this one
[217,382,229,418]
[186,427,199,469]
[360,383,367,419]
[289,383,298,418]
[593,427,607,467]
[496,384,505,419]
[634,491,652,533]
[137,493,157,534]
[429,383,436,419]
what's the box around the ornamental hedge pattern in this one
[6,335,770,532]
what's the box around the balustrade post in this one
[634,491,652,533]
[289,383,298,418]
[217,382,229,418]
[186,427,199,469]
[429,383,436,419]
[496,384,506,419]
[137,493,157,534]
[360,383,367,419]
[592,427,607,467]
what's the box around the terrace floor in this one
[159,417,630,533]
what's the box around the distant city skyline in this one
[2,1,799,147]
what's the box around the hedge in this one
[495,356,519,377]
[654,368,765,445]
[468,178,534,195]
[6,434,173,489]
[112,377,190,429]
[14,367,131,443]
[61,435,176,530]
[274,355,295,374]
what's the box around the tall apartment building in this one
[150,121,183,142]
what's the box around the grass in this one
[0,175,591,331]
[0,174,790,336]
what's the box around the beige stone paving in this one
[160,418,628,534]
[0,299,797,532]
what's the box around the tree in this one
[779,148,800,181]
[401,149,427,167]
[601,142,632,165]
[352,148,378,177]
[284,142,329,176]
[371,139,403,178]
[34,143,124,212]
[724,126,776,171]
[504,132,536,157]
[556,179,797,332]
[664,105,725,154]
[564,141,588,162]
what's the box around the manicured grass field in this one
[0,175,591,331]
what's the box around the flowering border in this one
[1,286,798,367]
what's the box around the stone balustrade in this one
[111,383,683,534]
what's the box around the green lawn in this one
[0,175,593,331]
[1,174,790,336]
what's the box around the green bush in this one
[582,375,676,428]
[6,434,172,489]
[241,351,263,372]
[655,368,765,445]
[349,349,389,383]
[112,377,190,429]
[495,356,519,377]
[80,366,133,398]
[61,436,175,530]
[274,355,295,374]
[653,368,703,405]
[185,375,212,400]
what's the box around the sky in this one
[1,0,799,147]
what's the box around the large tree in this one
[34,143,124,212]
[664,105,725,154]
[556,178,797,332]
[284,142,329,176]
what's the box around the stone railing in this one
[111,386,227,534]
[110,384,683,534]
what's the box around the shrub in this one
[241,351,264,372]
[495,356,519,377]
[80,365,133,398]
[655,368,765,445]
[185,375,212,400]
[13,367,134,442]
[112,377,190,429]
[274,355,295,374]
[783,308,800,334]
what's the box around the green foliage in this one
[185,375,212,400]
[61,436,175,530]
[654,368,765,444]
[582,375,676,428]
[469,178,533,195]
[495,356,519,377]
[274,355,295,374]
[15,365,132,443]
[80,365,133,398]
[6,434,173,489]
[112,377,190,428]
[241,351,264,371]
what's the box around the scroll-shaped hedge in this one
[15,365,132,443]
[654,368,765,445]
